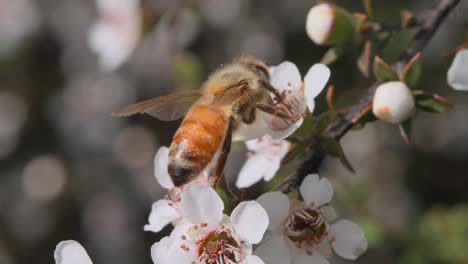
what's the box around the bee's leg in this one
[260,81,284,104]
[213,116,235,188]
[242,107,256,124]
[256,103,303,120]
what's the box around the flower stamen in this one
[284,206,328,250]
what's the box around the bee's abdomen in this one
[168,105,227,186]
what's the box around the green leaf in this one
[373,56,399,82]
[401,52,422,88]
[357,40,372,77]
[321,45,348,65]
[414,91,454,113]
[285,136,304,145]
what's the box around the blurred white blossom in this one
[234,62,330,141]
[447,49,468,91]
[372,81,415,124]
[88,0,142,71]
[236,135,290,188]
[22,155,67,202]
[54,240,92,264]
[256,174,367,264]
[0,0,40,54]
[151,184,268,264]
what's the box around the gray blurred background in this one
[0,0,467,263]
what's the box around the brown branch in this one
[278,0,461,194]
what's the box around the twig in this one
[277,0,461,194]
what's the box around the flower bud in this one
[447,49,468,91]
[372,82,415,124]
[306,3,355,46]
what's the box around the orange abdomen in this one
[168,104,228,186]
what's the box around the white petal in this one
[236,155,272,188]
[304,64,330,112]
[154,147,174,189]
[54,240,92,264]
[233,115,271,141]
[254,237,291,264]
[263,159,281,182]
[151,236,194,264]
[330,220,368,260]
[448,49,468,91]
[144,199,180,233]
[180,184,224,225]
[270,62,302,92]
[244,255,265,264]
[257,192,290,230]
[231,201,269,244]
[270,118,304,140]
[300,174,333,207]
[294,252,329,264]
[319,205,337,222]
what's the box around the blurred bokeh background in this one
[0,0,467,263]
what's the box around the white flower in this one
[255,174,367,264]
[448,49,468,91]
[151,184,269,264]
[306,3,355,46]
[233,62,330,141]
[0,0,40,54]
[236,135,290,188]
[88,0,142,71]
[372,81,415,124]
[54,240,92,264]
[144,146,210,233]
[306,4,334,45]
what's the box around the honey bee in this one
[113,56,299,187]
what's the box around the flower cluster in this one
[53,59,368,264]
[256,175,367,264]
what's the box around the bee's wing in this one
[112,91,203,121]
[210,85,246,107]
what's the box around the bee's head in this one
[238,56,271,83]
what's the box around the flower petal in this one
[233,115,271,141]
[270,118,304,140]
[54,240,92,264]
[294,252,329,264]
[254,236,291,264]
[330,219,368,260]
[154,147,174,189]
[231,201,269,244]
[151,236,194,264]
[320,205,337,222]
[256,192,290,230]
[300,174,333,207]
[236,154,271,188]
[263,159,281,182]
[244,255,265,264]
[144,199,180,233]
[270,61,302,92]
[448,49,468,91]
[304,64,330,112]
[180,184,224,225]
